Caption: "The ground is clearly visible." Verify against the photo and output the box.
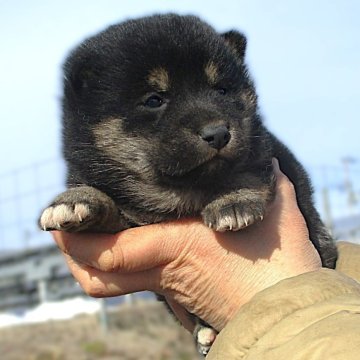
[0,301,201,360]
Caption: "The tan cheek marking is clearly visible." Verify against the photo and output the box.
[92,118,153,174]
[92,118,122,149]
[240,89,258,110]
[205,61,218,85]
[147,67,170,92]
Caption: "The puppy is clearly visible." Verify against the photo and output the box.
[40,14,337,355]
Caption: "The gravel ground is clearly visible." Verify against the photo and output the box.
[0,301,201,360]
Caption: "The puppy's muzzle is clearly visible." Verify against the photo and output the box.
[199,125,231,150]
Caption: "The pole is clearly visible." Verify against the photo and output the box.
[342,157,357,215]
[98,298,109,333]
[37,279,48,303]
[322,186,334,234]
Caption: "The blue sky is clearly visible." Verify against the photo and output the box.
[0,0,359,248]
[1,0,359,169]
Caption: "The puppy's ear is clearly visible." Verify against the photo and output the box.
[64,56,104,96]
[221,30,247,60]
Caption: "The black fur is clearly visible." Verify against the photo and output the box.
[40,13,337,355]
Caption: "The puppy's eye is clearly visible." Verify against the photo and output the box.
[217,88,227,95]
[144,95,163,108]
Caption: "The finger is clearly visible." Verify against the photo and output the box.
[271,158,311,240]
[52,219,204,273]
[65,254,197,332]
[272,158,294,189]
[64,253,163,296]
[272,157,297,204]
[272,157,282,177]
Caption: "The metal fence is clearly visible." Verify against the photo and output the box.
[0,159,65,250]
[0,158,359,251]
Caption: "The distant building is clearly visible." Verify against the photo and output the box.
[0,245,81,311]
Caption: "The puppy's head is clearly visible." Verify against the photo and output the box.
[63,14,260,188]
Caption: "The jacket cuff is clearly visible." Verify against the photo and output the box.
[207,269,360,359]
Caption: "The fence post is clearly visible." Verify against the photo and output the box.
[98,298,108,333]
[37,279,48,303]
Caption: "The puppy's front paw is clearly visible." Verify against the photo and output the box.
[40,202,97,232]
[202,199,265,232]
[39,186,123,233]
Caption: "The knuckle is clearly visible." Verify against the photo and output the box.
[81,279,105,298]
[97,245,124,272]
[97,250,115,272]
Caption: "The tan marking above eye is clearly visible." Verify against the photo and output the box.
[147,67,170,92]
[204,62,218,85]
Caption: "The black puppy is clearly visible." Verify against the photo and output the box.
[40,14,337,355]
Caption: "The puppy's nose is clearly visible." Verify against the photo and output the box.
[200,125,231,150]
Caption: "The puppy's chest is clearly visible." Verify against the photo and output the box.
[116,185,210,225]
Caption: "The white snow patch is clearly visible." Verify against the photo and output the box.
[0,297,101,328]
[0,313,22,327]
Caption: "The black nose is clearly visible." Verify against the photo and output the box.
[200,125,231,150]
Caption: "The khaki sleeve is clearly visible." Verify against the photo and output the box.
[207,269,360,360]
[336,241,360,282]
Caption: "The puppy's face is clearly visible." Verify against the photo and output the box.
[63,15,259,187]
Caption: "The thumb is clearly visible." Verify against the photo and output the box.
[52,219,202,273]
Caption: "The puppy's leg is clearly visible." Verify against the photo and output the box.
[194,322,218,356]
[39,186,127,233]
[202,177,275,232]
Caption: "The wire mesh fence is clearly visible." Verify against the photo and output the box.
[0,159,66,250]
[0,158,359,251]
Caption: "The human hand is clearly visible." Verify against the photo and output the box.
[52,159,321,332]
